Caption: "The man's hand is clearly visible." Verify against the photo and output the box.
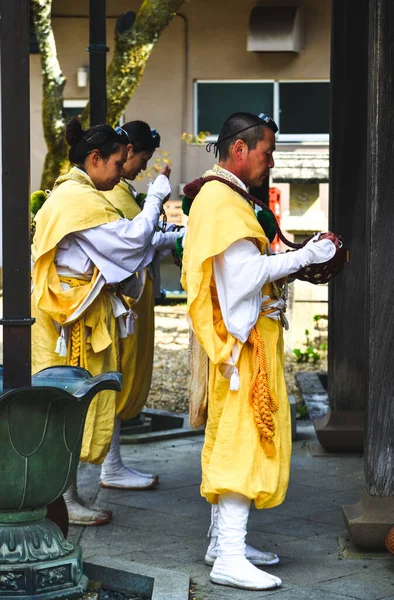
[160,166,171,202]
[161,165,171,179]
[314,231,340,248]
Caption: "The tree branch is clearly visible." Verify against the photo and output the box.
[33,0,185,186]
[31,0,69,189]
[80,0,185,127]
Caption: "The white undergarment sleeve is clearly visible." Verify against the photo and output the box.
[74,219,158,284]
[55,236,95,279]
[54,175,176,287]
[213,240,265,344]
[213,237,336,343]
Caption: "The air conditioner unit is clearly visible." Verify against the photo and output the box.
[247,6,304,53]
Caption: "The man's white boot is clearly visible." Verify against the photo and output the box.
[205,504,279,566]
[100,417,158,490]
[209,492,282,591]
[63,472,111,526]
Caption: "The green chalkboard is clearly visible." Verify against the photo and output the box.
[197,82,274,135]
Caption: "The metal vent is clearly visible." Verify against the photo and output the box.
[247,6,304,53]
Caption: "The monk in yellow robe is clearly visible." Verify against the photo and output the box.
[101,121,179,490]
[181,112,337,590]
[32,118,177,525]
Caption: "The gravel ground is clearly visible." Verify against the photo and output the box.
[146,304,190,413]
[147,303,325,414]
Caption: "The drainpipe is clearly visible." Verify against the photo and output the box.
[176,13,189,185]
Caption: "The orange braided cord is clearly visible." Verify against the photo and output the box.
[248,325,279,457]
[59,276,89,370]
[66,317,88,370]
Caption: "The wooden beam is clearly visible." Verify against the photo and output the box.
[0,0,33,390]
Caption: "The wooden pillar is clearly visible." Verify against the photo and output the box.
[89,0,108,126]
[0,0,34,390]
[313,0,368,452]
[342,0,394,550]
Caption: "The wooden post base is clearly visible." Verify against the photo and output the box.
[313,409,364,453]
[342,489,394,552]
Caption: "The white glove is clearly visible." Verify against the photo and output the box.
[166,223,179,232]
[147,174,172,203]
[265,235,336,283]
[152,229,183,251]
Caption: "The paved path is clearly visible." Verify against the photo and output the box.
[70,423,394,599]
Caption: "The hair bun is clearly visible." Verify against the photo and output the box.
[66,118,85,146]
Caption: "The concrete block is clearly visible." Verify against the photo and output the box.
[289,394,297,441]
[342,489,394,552]
[295,370,326,395]
[84,556,190,600]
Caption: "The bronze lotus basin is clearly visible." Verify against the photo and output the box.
[0,366,122,600]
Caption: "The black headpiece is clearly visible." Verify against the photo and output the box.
[206,113,278,158]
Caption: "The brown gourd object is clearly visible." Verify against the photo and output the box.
[385,527,394,554]
[183,176,348,285]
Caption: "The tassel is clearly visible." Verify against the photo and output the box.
[55,336,61,354]
[59,336,67,357]
[230,366,240,391]
[262,437,276,458]
[126,309,138,335]
[55,327,67,357]
[118,316,128,339]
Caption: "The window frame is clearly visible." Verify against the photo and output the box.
[63,99,89,109]
[63,99,89,122]
[193,79,275,142]
[276,79,330,142]
[194,79,330,144]
[63,101,126,128]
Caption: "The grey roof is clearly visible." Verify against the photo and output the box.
[272,151,329,183]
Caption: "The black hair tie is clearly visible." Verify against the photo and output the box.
[206,142,219,158]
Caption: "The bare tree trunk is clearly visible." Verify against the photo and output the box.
[31,0,69,190]
[80,0,185,127]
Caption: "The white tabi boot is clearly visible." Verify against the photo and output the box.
[100,417,159,490]
[209,492,282,591]
[63,472,112,526]
[205,503,279,566]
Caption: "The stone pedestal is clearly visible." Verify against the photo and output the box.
[314,409,364,454]
[0,510,87,600]
[316,0,369,452]
[0,369,122,599]
[342,490,394,552]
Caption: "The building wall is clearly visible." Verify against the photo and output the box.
[29,0,331,347]
[31,0,331,192]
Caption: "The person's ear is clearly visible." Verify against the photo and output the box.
[127,143,134,159]
[90,149,101,166]
[233,139,245,162]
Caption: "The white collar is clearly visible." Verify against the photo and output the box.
[74,166,94,185]
[215,167,247,191]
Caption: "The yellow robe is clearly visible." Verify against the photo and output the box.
[104,180,155,421]
[181,180,291,509]
[31,167,122,464]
